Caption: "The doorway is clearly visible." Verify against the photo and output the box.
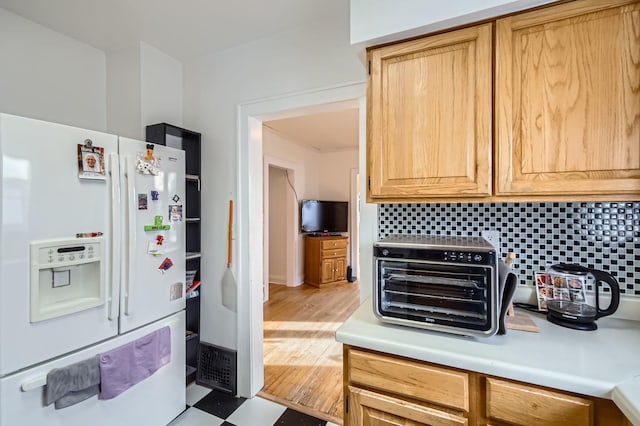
[263,158,300,302]
[236,82,373,398]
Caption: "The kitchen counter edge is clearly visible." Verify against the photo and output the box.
[336,298,640,426]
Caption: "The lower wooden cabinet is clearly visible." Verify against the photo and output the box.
[348,386,468,426]
[343,346,631,426]
[305,236,348,287]
[484,378,592,426]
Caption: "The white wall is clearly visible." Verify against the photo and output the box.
[183,1,365,354]
[263,127,320,200]
[140,42,183,132]
[106,45,141,138]
[263,128,359,288]
[263,127,320,286]
[0,8,106,131]
[317,149,358,200]
[107,42,183,140]
[350,0,556,49]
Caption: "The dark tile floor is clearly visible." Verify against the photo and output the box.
[168,384,338,426]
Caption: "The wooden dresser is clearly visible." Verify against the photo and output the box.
[304,235,348,288]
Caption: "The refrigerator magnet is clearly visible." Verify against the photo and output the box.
[136,144,160,175]
[77,141,106,181]
[144,215,171,231]
[172,194,180,203]
[147,240,162,256]
[169,205,183,222]
[169,283,183,301]
[151,191,160,201]
[147,236,164,256]
[138,194,148,210]
[159,257,174,272]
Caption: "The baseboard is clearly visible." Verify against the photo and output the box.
[268,275,286,285]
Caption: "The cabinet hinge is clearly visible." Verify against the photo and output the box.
[368,60,371,75]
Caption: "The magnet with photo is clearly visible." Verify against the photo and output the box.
[535,272,552,311]
[147,240,162,256]
[136,144,161,175]
[138,193,148,210]
[77,141,106,180]
[159,257,174,272]
[169,204,183,222]
[147,235,165,256]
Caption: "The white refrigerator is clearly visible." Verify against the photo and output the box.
[0,113,186,425]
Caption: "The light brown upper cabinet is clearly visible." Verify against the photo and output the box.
[367,23,493,201]
[495,0,640,196]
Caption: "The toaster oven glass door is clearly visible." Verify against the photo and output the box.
[376,259,495,332]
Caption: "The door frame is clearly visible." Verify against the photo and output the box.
[263,157,299,302]
[236,82,367,397]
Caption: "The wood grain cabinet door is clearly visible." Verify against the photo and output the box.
[348,386,468,426]
[367,23,493,201]
[334,257,347,281]
[321,258,335,284]
[495,0,640,196]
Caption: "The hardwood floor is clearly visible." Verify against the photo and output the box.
[260,282,361,425]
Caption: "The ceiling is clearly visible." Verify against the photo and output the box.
[264,106,359,153]
[0,0,346,61]
[0,0,359,152]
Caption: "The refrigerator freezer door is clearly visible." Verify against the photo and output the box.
[0,311,185,426]
[118,138,185,333]
[0,114,120,376]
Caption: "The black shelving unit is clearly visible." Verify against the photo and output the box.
[146,123,202,385]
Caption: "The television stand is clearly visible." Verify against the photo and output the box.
[304,235,348,288]
[308,232,344,237]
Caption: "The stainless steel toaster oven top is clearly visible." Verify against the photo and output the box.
[374,235,499,337]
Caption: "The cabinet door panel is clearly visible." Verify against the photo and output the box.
[321,259,335,284]
[485,378,593,426]
[368,23,492,200]
[335,257,346,281]
[496,0,640,195]
[349,386,468,426]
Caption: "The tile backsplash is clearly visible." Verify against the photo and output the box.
[378,202,640,296]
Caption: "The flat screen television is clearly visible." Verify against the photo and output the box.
[300,200,348,233]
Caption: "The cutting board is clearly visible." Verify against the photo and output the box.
[506,310,540,333]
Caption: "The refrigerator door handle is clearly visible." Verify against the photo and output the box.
[108,152,121,321]
[20,375,47,392]
[124,155,136,315]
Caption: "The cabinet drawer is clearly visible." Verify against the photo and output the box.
[321,248,347,259]
[321,239,347,250]
[485,378,593,426]
[349,386,468,426]
[348,349,469,412]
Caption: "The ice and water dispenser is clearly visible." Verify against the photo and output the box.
[30,238,105,322]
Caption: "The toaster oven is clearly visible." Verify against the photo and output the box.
[374,235,499,337]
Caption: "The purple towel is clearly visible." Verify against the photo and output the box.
[99,326,171,399]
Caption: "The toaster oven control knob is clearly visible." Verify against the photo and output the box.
[474,254,482,262]
[382,249,389,257]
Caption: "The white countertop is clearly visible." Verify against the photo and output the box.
[336,298,640,425]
